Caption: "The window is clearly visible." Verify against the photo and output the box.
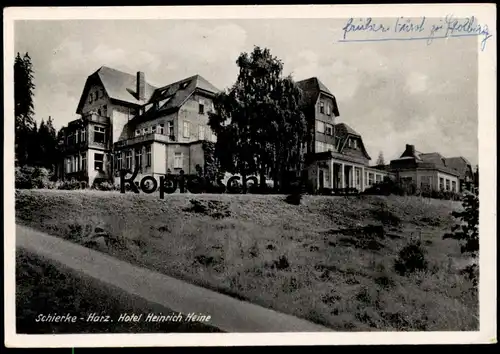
[446,179,450,191]
[80,128,86,142]
[135,148,142,171]
[319,101,325,114]
[150,126,156,134]
[94,126,105,144]
[421,176,431,190]
[94,153,104,171]
[125,151,132,170]
[142,128,147,135]
[146,145,151,167]
[368,173,374,186]
[167,121,174,136]
[353,139,357,149]
[75,130,79,144]
[452,180,457,192]
[326,103,331,116]
[88,93,93,104]
[82,152,87,172]
[356,169,361,186]
[103,105,108,117]
[199,125,205,140]
[315,141,326,153]
[135,129,141,137]
[66,157,71,173]
[325,124,333,135]
[158,124,165,135]
[180,81,190,89]
[376,174,382,183]
[199,99,205,114]
[325,143,334,151]
[174,152,183,169]
[316,121,325,133]
[116,152,122,171]
[183,121,190,138]
[439,177,445,190]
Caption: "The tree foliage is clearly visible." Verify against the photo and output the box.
[15,52,37,166]
[443,192,479,257]
[208,46,307,193]
[376,151,385,166]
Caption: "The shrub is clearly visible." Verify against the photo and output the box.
[15,166,52,189]
[394,240,428,276]
[57,179,83,190]
[285,191,302,205]
[443,192,479,260]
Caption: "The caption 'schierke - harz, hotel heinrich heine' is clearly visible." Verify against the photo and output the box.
[57,66,474,193]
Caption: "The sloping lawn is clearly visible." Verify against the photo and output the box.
[15,189,478,331]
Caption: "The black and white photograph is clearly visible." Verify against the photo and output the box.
[4,4,497,347]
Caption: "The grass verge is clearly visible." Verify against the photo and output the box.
[15,189,478,331]
[16,248,221,333]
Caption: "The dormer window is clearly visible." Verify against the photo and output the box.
[135,129,141,137]
[326,103,331,116]
[180,81,190,89]
[319,101,325,114]
[159,96,172,108]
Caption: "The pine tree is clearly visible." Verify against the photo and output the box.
[15,52,37,166]
[376,151,385,166]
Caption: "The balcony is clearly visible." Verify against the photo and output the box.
[114,133,175,149]
[84,113,110,125]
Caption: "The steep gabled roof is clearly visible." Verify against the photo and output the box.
[296,77,340,116]
[335,123,371,160]
[131,74,220,123]
[76,66,157,114]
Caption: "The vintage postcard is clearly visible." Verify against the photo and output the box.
[3,4,497,347]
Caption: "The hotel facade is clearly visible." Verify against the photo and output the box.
[58,66,469,194]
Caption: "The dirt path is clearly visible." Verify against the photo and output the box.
[15,224,332,333]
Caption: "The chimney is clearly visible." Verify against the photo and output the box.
[137,71,145,101]
[400,144,416,158]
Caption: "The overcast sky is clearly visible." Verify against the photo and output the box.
[14,19,478,166]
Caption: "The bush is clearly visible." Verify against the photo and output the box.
[15,166,52,189]
[94,181,117,191]
[443,192,479,256]
[57,179,83,190]
[394,240,428,276]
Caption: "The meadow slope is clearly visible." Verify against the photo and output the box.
[15,189,478,331]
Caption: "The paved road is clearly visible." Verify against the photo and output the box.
[16,224,332,333]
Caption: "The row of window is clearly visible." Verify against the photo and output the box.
[134,121,217,142]
[88,104,108,117]
[135,122,173,137]
[439,177,457,192]
[367,172,383,186]
[115,147,184,170]
[66,126,106,146]
[316,121,334,135]
[65,152,109,174]
[116,146,153,171]
[139,97,209,116]
[315,141,334,153]
[401,176,458,192]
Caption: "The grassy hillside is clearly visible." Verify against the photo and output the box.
[15,189,478,331]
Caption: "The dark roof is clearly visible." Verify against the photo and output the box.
[445,156,473,179]
[419,152,447,167]
[335,122,360,137]
[334,123,371,160]
[131,74,220,123]
[296,77,340,116]
[76,66,157,113]
[391,145,462,177]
